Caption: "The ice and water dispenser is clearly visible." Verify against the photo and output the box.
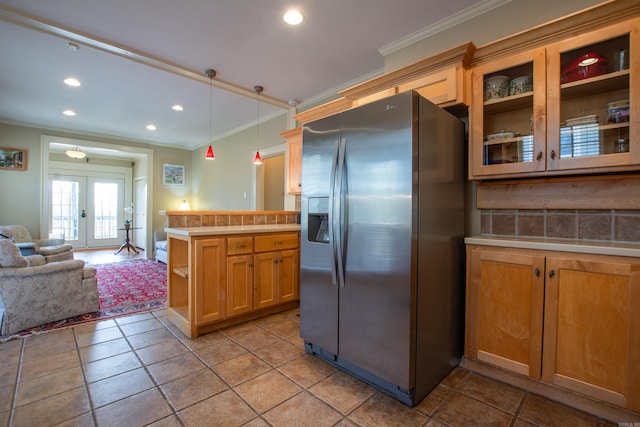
[307,197,329,243]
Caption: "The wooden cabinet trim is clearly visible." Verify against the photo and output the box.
[340,41,475,100]
[476,173,640,210]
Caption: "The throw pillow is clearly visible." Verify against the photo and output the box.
[0,239,28,268]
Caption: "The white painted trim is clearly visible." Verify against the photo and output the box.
[378,0,512,56]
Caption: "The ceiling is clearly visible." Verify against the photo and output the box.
[0,0,490,154]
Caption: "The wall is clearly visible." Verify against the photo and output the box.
[384,0,605,72]
[0,124,43,235]
[190,113,289,211]
[0,122,191,241]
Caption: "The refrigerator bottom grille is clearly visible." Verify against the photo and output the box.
[304,341,417,407]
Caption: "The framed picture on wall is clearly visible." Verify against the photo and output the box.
[0,147,28,171]
[163,164,185,186]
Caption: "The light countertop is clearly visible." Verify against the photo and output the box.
[166,224,300,237]
[465,236,640,258]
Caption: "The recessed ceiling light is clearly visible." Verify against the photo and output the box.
[64,77,81,87]
[146,124,157,131]
[283,10,303,25]
[63,110,76,116]
[172,104,184,111]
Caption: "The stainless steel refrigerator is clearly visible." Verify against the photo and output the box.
[300,91,465,406]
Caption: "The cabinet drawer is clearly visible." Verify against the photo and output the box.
[254,233,299,252]
[227,237,253,255]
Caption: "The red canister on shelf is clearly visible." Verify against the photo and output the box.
[561,52,607,83]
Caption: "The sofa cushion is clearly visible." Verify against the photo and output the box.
[0,240,28,268]
[25,255,46,267]
[38,244,73,256]
[82,266,97,279]
[155,240,167,251]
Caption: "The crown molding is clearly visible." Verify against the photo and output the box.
[378,0,511,56]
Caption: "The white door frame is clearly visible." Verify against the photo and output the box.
[251,143,285,210]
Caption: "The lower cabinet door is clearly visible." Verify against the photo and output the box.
[194,238,226,325]
[254,252,278,309]
[278,249,299,303]
[226,254,254,317]
[543,256,640,412]
[466,246,545,378]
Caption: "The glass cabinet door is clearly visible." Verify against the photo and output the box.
[470,48,546,178]
[547,20,639,171]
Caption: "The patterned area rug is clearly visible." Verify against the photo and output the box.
[1,259,167,340]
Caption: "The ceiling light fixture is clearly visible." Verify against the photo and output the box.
[253,85,263,165]
[65,146,86,159]
[283,10,304,25]
[63,109,76,116]
[172,104,184,111]
[64,77,81,87]
[205,69,217,160]
[146,124,157,131]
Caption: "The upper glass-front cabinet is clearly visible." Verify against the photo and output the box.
[547,23,638,172]
[470,48,547,178]
[470,17,639,180]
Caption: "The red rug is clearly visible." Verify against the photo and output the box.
[1,259,167,340]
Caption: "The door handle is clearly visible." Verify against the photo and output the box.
[81,209,86,218]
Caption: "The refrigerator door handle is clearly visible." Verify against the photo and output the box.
[328,138,340,286]
[335,137,347,288]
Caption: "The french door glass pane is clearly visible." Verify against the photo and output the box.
[50,180,79,240]
[94,182,118,239]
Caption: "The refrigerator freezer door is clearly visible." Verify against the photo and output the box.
[300,114,341,356]
[338,92,415,389]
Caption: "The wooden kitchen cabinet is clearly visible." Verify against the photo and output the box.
[166,229,300,338]
[226,236,253,317]
[282,127,302,194]
[542,255,640,412]
[253,233,299,309]
[294,42,474,125]
[466,244,640,412]
[194,238,226,325]
[466,246,545,378]
[469,17,639,180]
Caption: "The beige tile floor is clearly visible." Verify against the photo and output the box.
[0,306,628,427]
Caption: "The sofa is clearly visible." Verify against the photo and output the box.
[154,230,167,264]
[0,225,74,263]
[0,239,99,336]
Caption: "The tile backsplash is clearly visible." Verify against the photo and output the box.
[481,209,640,243]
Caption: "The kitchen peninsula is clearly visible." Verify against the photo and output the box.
[164,211,300,338]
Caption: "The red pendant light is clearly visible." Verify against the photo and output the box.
[205,145,215,160]
[204,69,217,160]
[253,151,262,165]
[253,85,263,165]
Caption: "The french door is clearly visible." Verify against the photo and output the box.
[49,175,125,248]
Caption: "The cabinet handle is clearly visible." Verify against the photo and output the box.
[274,259,279,264]
[249,263,253,268]
[298,183,302,187]
[536,152,543,161]
[550,150,556,160]
[236,244,245,249]
[548,270,555,278]
[534,267,540,277]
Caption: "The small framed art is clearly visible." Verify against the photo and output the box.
[0,147,28,171]
[163,164,185,186]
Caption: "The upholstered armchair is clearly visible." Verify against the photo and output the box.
[0,224,74,263]
[0,239,99,336]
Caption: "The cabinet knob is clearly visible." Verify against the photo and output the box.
[550,150,556,160]
[274,259,279,264]
[534,267,540,277]
[536,152,543,161]
[549,270,555,278]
